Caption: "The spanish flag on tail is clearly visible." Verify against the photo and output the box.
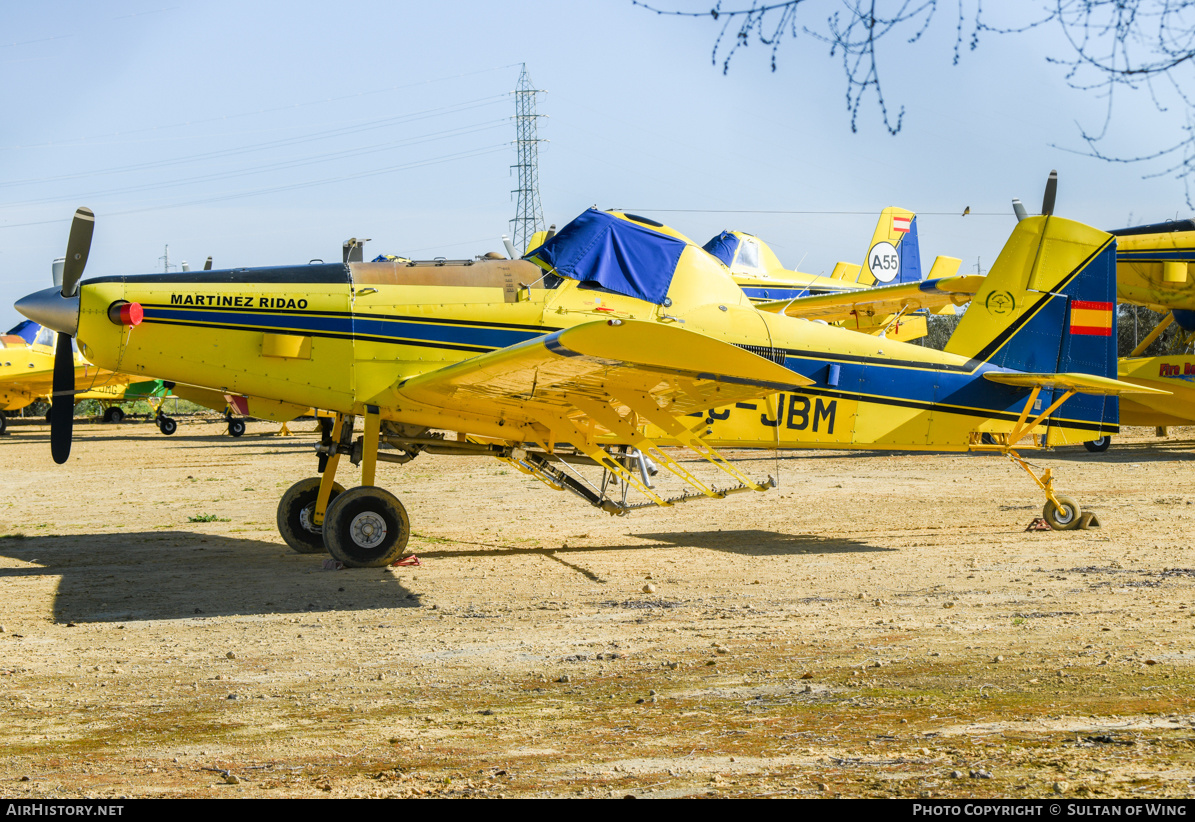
[1070,300,1114,337]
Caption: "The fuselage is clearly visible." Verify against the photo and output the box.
[69,251,1105,451]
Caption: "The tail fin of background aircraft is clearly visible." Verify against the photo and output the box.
[846,207,923,286]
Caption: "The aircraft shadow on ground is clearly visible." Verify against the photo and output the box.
[0,430,315,449]
[0,532,417,623]
[631,529,891,556]
[416,529,886,561]
[1045,443,1195,463]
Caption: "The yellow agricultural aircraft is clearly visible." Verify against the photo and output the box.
[16,204,1164,567]
[0,321,127,435]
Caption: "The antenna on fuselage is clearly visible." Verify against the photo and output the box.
[343,238,371,264]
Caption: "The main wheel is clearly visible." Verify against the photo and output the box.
[157,416,178,436]
[0,414,6,435]
[322,486,410,568]
[103,407,125,423]
[277,477,346,554]
[227,418,246,437]
[1043,494,1081,531]
[1083,436,1111,453]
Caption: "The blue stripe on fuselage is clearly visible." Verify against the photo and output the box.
[741,285,855,301]
[141,305,547,350]
[778,353,1108,426]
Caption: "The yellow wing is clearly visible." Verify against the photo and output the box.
[395,320,812,509]
[398,319,810,422]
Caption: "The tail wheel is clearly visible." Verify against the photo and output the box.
[277,477,345,554]
[322,486,410,568]
[158,416,178,436]
[1043,495,1081,531]
[1083,436,1110,453]
[228,419,246,437]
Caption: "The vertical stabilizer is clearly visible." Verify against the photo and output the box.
[944,215,1116,375]
[945,215,1118,437]
[858,207,923,285]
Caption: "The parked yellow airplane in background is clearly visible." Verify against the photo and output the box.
[16,199,1162,567]
[701,208,964,342]
[0,321,130,435]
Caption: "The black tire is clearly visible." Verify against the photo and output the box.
[228,418,246,438]
[1043,494,1081,531]
[158,416,178,436]
[0,413,6,435]
[277,477,346,554]
[322,486,410,568]
[1083,436,1111,453]
[103,407,125,423]
[45,408,52,423]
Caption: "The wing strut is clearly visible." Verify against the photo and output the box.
[495,394,774,516]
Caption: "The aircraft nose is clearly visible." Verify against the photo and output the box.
[14,286,80,336]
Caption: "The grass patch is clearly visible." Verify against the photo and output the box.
[187,514,230,523]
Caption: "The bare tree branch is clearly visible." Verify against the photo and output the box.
[636,0,1195,204]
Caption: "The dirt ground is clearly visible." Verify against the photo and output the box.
[0,415,1193,799]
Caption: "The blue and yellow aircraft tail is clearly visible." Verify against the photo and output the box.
[842,206,924,286]
[945,214,1119,437]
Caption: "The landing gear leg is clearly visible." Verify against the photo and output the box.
[1006,450,1081,531]
[312,412,349,531]
[978,385,1091,531]
[321,406,411,567]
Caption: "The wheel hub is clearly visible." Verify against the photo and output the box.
[349,511,387,548]
[299,503,322,534]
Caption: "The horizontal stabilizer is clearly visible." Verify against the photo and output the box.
[983,371,1170,396]
[754,274,984,322]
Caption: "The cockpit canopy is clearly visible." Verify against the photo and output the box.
[702,231,782,277]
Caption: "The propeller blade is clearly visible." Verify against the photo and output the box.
[1041,170,1058,217]
[61,207,94,297]
[1012,198,1028,222]
[50,332,74,464]
[203,256,212,271]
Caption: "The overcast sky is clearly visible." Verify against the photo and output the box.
[1,1,1188,328]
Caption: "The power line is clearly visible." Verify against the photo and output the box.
[0,145,511,229]
[0,97,508,189]
[0,64,521,151]
[0,120,509,209]
[618,209,1010,216]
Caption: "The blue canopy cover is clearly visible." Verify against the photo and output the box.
[527,209,686,305]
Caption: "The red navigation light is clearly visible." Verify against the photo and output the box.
[107,301,144,327]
